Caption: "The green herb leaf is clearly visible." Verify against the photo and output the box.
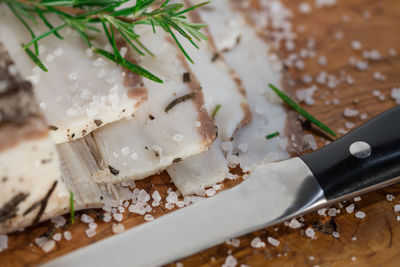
[23,45,48,72]
[266,131,280,140]
[268,83,337,137]
[211,104,221,119]
[70,192,75,224]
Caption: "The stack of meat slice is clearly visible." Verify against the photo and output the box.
[0,0,295,234]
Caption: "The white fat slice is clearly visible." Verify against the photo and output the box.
[0,7,147,144]
[57,139,134,209]
[167,13,251,195]
[0,44,70,235]
[193,0,290,172]
[84,27,217,182]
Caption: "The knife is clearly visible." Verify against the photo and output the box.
[45,106,400,267]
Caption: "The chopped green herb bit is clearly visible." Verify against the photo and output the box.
[266,131,280,140]
[268,83,337,137]
[70,192,75,224]
[211,104,221,119]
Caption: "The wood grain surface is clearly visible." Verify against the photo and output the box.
[1,0,400,266]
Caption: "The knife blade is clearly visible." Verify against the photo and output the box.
[45,106,400,267]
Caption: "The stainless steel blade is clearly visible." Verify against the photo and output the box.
[44,157,326,267]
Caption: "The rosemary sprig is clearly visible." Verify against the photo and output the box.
[4,0,209,83]
[266,131,280,140]
[268,84,337,137]
[70,192,75,224]
[211,104,221,119]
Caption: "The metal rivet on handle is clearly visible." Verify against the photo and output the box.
[349,141,372,159]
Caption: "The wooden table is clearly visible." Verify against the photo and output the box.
[1,0,400,266]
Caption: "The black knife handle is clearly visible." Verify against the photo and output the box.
[300,106,400,200]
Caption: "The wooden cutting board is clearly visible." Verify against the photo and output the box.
[1,0,400,266]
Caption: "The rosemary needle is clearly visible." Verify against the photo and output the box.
[268,83,337,137]
[70,192,75,224]
[211,104,221,119]
[266,131,280,140]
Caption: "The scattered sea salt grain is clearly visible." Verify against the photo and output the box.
[386,194,395,201]
[303,134,317,150]
[226,238,240,248]
[144,214,154,221]
[351,40,362,50]
[64,231,72,241]
[298,2,312,14]
[51,216,67,227]
[352,237,357,241]
[354,196,361,201]
[289,218,302,229]
[309,256,315,261]
[332,232,340,238]
[328,208,338,217]
[267,237,280,247]
[373,71,386,81]
[85,228,96,238]
[397,216,400,221]
[318,55,327,66]
[296,85,317,105]
[344,108,359,118]
[355,60,368,71]
[351,256,357,261]
[394,204,400,212]
[0,235,8,252]
[113,213,123,222]
[103,213,112,222]
[317,208,326,216]
[355,211,366,219]
[112,223,125,234]
[52,233,62,242]
[391,88,400,104]
[305,228,316,239]
[389,48,397,57]
[173,134,184,143]
[346,204,355,213]
[206,188,216,197]
[360,113,368,120]
[345,121,355,129]
[222,255,237,267]
[195,121,201,127]
[152,190,161,206]
[81,214,94,224]
[251,237,265,248]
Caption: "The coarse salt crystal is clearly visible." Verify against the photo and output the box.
[173,134,184,143]
[88,222,97,230]
[351,256,356,261]
[51,216,67,227]
[346,204,355,213]
[344,108,359,118]
[389,48,397,57]
[386,194,395,201]
[81,214,94,224]
[296,85,317,105]
[351,40,362,50]
[112,223,125,234]
[318,55,327,66]
[298,2,312,14]
[206,188,216,197]
[222,255,237,267]
[52,233,62,241]
[85,228,96,238]
[355,211,366,219]
[309,256,315,261]
[267,237,280,247]
[251,237,265,248]
[103,213,112,222]
[121,147,130,155]
[317,208,326,216]
[195,121,201,127]
[328,208,337,217]
[226,238,240,248]
[42,240,56,253]
[354,196,361,201]
[113,213,123,222]
[391,88,400,104]
[289,218,302,229]
[394,204,400,212]
[305,228,316,239]
[332,232,340,238]
[144,214,154,221]
[64,231,72,241]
